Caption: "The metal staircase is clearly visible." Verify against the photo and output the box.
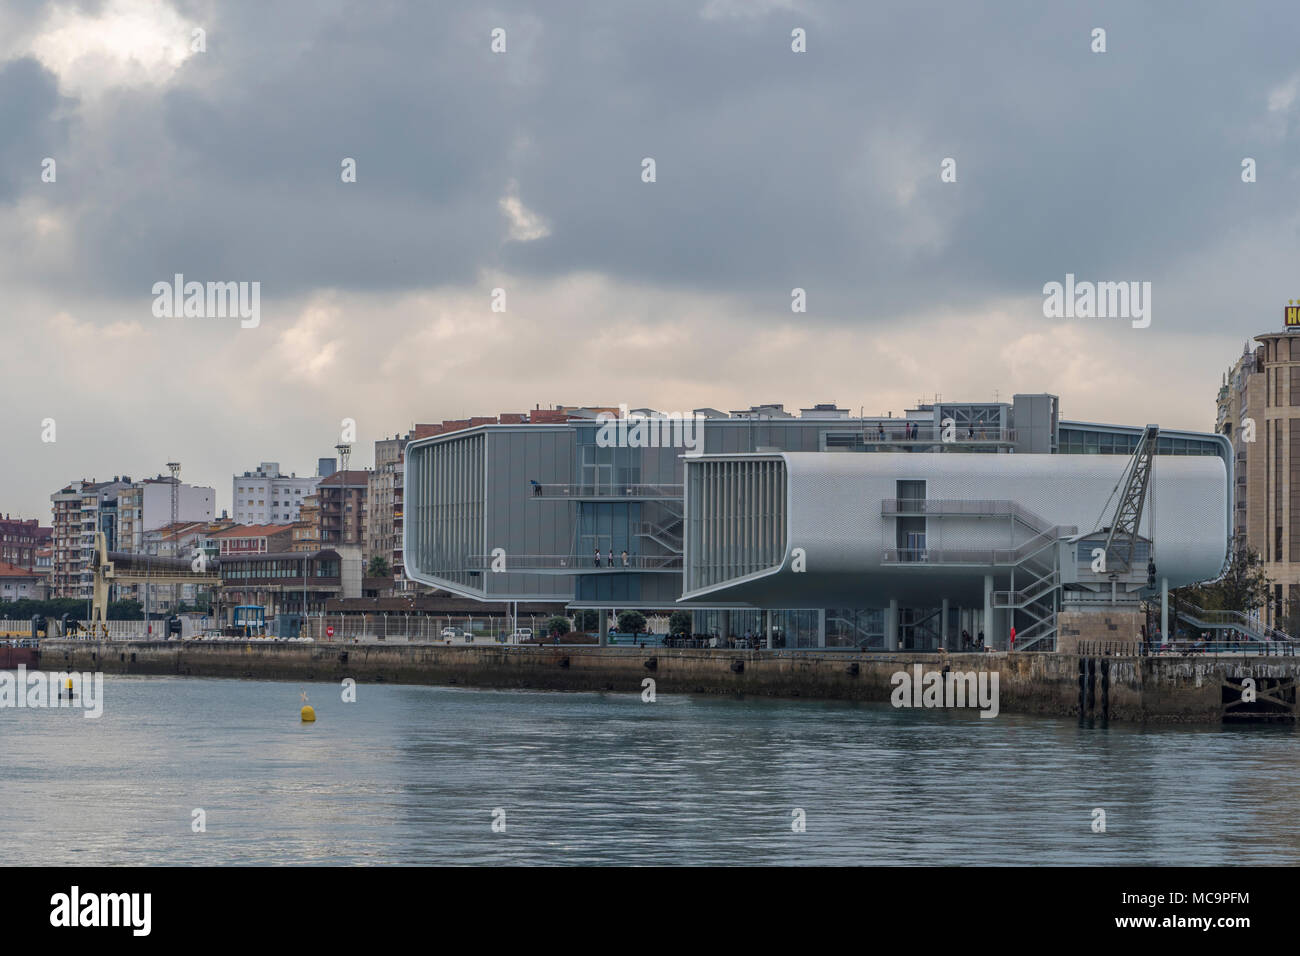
[635,516,683,554]
[994,554,1061,651]
[1172,599,1289,645]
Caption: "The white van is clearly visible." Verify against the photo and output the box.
[513,627,533,642]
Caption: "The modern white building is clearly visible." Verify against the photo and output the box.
[681,449,1227,649]
[232,462,324,525]
[403,394,1232,651]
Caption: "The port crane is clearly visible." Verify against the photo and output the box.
[1096,423,1159,579]
[88,531,221,627]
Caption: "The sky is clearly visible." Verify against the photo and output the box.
[2,0,1298,520]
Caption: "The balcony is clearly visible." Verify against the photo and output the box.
[882,498,1054,523]
[462,553,682,574]
[882,526,1075,567]
[527,483,684,501]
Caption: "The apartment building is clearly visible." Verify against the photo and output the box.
[232,462,327,525]
[117,476,217,553]
[317,471,370,553]
[292,494,321,552]
[50,477,132,598]
[1217,322,1300,626]
[0,561,46,601]
[0,516,51,570]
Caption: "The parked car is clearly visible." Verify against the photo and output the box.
[513,627,533,642]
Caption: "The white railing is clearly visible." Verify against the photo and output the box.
[302,614,575,644]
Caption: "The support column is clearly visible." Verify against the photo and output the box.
[598,611,608,647]
[886,600,899,651]
[720,610,731,647]
[940,598,950,651]
[817,609,826,648]
[983,575,994,650]
[1160,577,1169,644]
[763,610,773,650]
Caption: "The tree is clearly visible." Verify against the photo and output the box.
[107,599,144,621]
[0,598,144,621]
[571,609,600,632]
[669,610,692,636]
[1279,601,1300,640]
[367,556,391,578]
[617,610,647,635]
[1172,540,1271,615]
[543,616,571,638]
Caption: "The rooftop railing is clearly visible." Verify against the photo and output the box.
[854,426,1016,444]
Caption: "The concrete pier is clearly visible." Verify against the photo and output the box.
[30,641,1300,724]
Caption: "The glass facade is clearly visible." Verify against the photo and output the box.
[826,608,884,649]
[690,608,893,649]
[1059,427,1220,456]
[576,427,640,490]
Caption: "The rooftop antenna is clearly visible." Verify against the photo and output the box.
[167,461,180,609]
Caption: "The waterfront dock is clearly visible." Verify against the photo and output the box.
[30,640,1300,724]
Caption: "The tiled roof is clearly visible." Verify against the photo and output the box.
[208,523,295,538]
[319,470,371,486]
[0,560,41,578]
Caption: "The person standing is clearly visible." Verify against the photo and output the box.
[593,547,600,567]
[1010,624,1016,651]
[621,550,629,567]
[607,549,614,567]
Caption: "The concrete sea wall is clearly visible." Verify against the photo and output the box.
[31,640,1300,724]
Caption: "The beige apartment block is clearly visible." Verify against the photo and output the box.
[1218,328,1300,627]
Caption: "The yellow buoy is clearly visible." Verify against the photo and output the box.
[300,705,316,722]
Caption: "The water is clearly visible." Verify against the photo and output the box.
[2,675,1297,865]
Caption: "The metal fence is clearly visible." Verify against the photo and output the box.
[1076,638,1300,657]
[0,618,167,640]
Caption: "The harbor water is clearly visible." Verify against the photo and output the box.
[1,676,1296,865]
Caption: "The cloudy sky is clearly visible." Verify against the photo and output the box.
[2,0,1297,519]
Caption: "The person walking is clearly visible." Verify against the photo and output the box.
[621,550,629,567]
[607,549,614,567]
[593,547,600,567]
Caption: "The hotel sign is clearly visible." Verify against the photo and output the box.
[1287,303,1300,327]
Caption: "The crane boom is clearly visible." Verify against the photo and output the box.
[1101,424,1159,573]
